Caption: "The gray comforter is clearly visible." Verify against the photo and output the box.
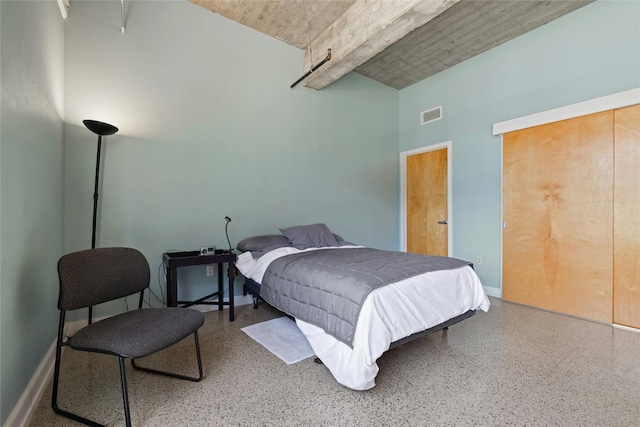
[260,248,471,347]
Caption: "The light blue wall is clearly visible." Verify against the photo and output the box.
[0,1,65,423]
[63,0,399,317]
[3,0,638,422]
[399,0,640,291]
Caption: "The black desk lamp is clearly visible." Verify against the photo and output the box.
[83,119,118,249]
[83,119,118,325]
[225,216,233,251]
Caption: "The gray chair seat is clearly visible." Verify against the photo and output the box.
[70,308,204,359]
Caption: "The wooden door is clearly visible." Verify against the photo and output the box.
[614,104,640,328]
[503,111,614,323]
[406,148,448,256]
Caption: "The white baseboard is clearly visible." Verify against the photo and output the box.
[189,294,254,312]
[4,340,56,427]
[613,323,640,333]
[483,285,502,298]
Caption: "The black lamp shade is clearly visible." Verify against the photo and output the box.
[83,119,118,136]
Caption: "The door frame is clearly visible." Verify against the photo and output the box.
[493,88,639,135]
[400,141,453,255]
[495,87,639,301]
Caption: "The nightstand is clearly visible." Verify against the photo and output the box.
[163,250,237,321]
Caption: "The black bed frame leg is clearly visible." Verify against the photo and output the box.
[252,295,259,309]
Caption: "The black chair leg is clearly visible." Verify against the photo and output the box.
[51,315,65,416]
[194,330,204,380]
[52,312,105,427]
[119,357,133,427]
[131,331,203,381]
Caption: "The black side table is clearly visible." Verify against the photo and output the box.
[163,250,237,321]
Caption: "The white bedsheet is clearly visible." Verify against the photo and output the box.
[236,247,490,390]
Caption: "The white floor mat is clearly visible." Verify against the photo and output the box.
[241,316,315,364]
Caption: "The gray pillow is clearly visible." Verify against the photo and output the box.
[237,235,291,253]
[279,223,340,250]
[333,233,355,246]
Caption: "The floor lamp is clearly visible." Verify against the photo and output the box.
[83,119,119,248]
[83,119,118,323]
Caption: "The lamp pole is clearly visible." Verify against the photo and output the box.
[83,120,118,324]
[91,134,103,249]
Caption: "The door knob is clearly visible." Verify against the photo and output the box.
[437,220,448,225]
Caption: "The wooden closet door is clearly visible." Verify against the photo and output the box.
[614,104,640,328]
[407,148,448,256]
[503,111,614,323]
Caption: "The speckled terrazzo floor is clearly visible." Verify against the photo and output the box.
[29,297,640,426]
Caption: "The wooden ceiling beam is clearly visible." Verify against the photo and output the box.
[301,0,460,90]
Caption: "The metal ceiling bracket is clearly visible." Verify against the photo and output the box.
[57,0,69,19]
[290,49,332,89]
[121,0,125,33]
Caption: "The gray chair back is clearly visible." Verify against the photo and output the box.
[57,247,150,311]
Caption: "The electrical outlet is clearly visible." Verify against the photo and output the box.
[476,256,483,266]
[206,265,214,276]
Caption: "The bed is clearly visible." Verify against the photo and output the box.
[235,223,490,390]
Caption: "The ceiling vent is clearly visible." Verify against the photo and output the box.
[420,106,442,125]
